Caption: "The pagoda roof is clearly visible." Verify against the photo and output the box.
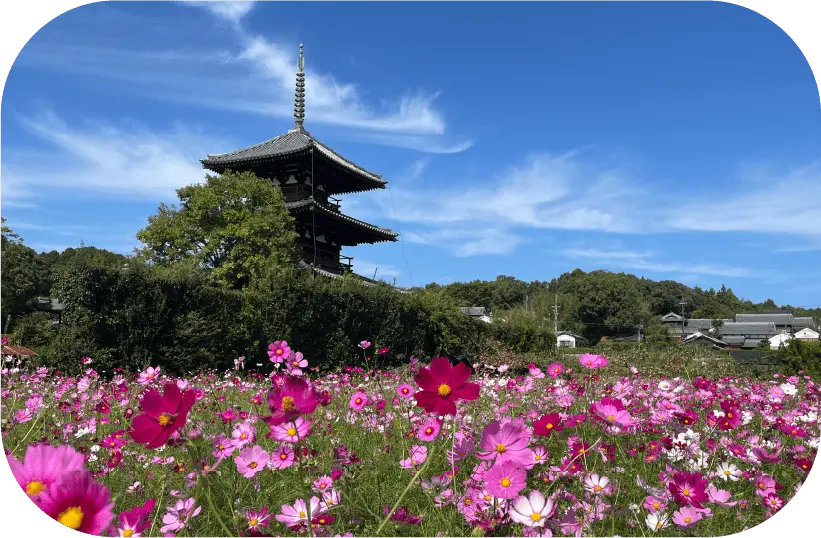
[201,129,387,190]
[285,199,398,243]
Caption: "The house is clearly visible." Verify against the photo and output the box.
[459,307,492,323]
[556,331,587,348]
[735,313,794,332]
[661,312,685,341]
[794,317,818,331]
[794,328,820,342]
[683,332,728,349]
[720,322,778,349]
[769,332,793,349]
[2,345,38,367]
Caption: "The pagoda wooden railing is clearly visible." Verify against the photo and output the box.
[295,244,352,273]
[280,185,341,212]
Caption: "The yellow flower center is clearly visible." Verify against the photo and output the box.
[26,480,46,496]
[607,414,615,421]
[534,455,541,461]
[250,519,259,527]
[355,398,362,405]
[727,412,732,418]
[595,485,602,491]
[657,522,663,529]
[530,513,542,522]
[653,502,659,509]
[426,428,433,435]
[485,495,492,501]
[759,482,766,489]
[281,396,296,411]
[495,443,506,454]
[682,489,690,496]
[438,384,452,397]
[276,349,283,355]
[57,506,84,530]
[500,478,511,488]
[280,453,288,460]
[725,470,731,476]
[158,413,172,427]
[685,517,691,524]
[123,529,134,538]
[465,499,472,505]
[299,511,306,518]
[249,462,258,469]
[287,427,297,437]
[241,433,247,439]
[546,423,553,429]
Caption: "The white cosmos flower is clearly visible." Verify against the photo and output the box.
[645,512,670,532]
[657,381,671,391]
[716,462,742,481]
[780,383,798,396]
[509,490,556,527]
[741,411,754,425]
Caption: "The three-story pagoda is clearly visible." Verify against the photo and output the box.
[201,45,398,276]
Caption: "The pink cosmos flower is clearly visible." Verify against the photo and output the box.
[160,497,201,534]
[115,498,156,537]
[270,445,295,470]
[359,341,372,349]
[400,445,428,468]
[578,353,608,369]
[313,476,334,493]
[232,422,256,447]
[477,421,535,468]
[416,418,442,442]
[484,460,527,499]
[532,445,549,465]
[529,365,546,379]
[213,434,238,459]
[7,443,86,501]
[643,495,668,512]
[235,445,270,478]
[584,473,614,496]
[349,391,368,411]
[672,506,704,528]
[668,472,709,508]
[547,363,563,378]
[268,340,292,363]
[137,366,160,385]
[509,490,556,527]
[287,352,308,375]
[753,472,778,497]
[763,493,784,511]
[246,507,272,531]
[270,417,311,443]
[397,383,414,400]
[39,470,114,534]
[593,398,634,430]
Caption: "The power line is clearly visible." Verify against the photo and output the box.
[387,181,413,288]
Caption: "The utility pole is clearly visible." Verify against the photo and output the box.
[373,267,379,281]
[552,294,560,334]
[678,299,687,344]
[638,322,643,347]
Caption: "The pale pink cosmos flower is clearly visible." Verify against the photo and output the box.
[235,445,269,478]
[509,490,556,527]
[160,497,201,534]
[137,367,160,386]
[672,506,703,528]
[400,445,428,469]
[213,434,238,459]
[359,341,372,349]
[593,400,634,430]
[707,484,737,507]
[313,475,333,493]
[269,445,295,470]
[578,353,608,369]
[232,422,256,447]
[532,445,549,466]
[276,497,325,528]
[396,383,414,400]
[246,507,272,531]
[270,417,311,443]
[287,352,308,376]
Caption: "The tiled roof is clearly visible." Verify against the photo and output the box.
[722,335,745,346]
[661,312,684,322]
[742,338,766,348]
[2,345,38,357]
[460,307,489,317]
[201,129,387,187]
[735,313,794,325]
[720,322,778,336]
[285,199,398,241]
[794,317,817,329]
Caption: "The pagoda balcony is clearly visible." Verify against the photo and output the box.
[296,244,353,274]
[280,185,341,212]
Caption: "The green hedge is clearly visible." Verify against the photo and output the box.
[41,266,555,375]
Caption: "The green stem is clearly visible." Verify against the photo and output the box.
[376,446,435,536]
[149,478,166,537]
[204,473,234,537]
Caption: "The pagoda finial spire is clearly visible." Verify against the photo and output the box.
[293,43,306,131]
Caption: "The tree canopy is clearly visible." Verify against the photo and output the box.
[136,170,298,289]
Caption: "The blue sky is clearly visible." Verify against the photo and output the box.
[2,1,820,306]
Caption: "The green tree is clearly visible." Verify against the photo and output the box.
[1,218,40,326]
[136,171,298,289]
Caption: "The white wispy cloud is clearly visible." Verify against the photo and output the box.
[353,259,400,279]
[185,1,256,25]
[16,3,470,152]
[404,227,523,257]
[3,110,222,201]
[561,247,760,278]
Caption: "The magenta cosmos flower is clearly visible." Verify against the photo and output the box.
[114,498,156,537]
[270,445,295,470]
[533,413,564,438]
[416,418,442,441]
[578,353,608,369]
[130,383,197,449]
[397,383,414,400]
[39,470,114,534]
[7,443,86,501]
[268,340,292,363]
[265,376,320,426]
[668,472,709,508]
[349,391,368,411]
[235,445,270,478]
[547,363,564,378]
[414,357,480,416]
[477,421,535,468]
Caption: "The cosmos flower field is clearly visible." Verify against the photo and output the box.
[1,341,818,537]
